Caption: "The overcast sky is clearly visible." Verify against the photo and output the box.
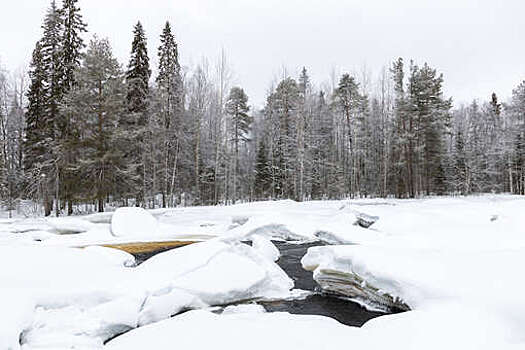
[1,0,524,107]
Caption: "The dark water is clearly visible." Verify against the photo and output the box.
[132,240,389,327]
[134,246,179,265]
[262,241,386,327]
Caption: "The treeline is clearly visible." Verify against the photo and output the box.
[0,0,523,215]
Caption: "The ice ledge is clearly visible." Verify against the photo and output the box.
[313,268,410,312]
[302,247,410,312]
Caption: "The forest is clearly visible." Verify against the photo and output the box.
[0,0,524,215]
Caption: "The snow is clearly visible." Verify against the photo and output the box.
[1,195,525,348]
[110,207,158,238]
[302,195,525,346]
[0,198,388,247]
[251,235,280,261]
[82,246,136,267]
[46,217,95,234]
[105,302,524,350]
[0,240,292,349]
[105,309,361,350]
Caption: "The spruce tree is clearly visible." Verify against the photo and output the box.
[58,0,86,215]
[156,21,183,207]
[254,139,271,199]
[24,42,47,175]
[25,0,64,215]
[124,21,151,205]
[225,87,252,202]
[127,21,151,121]
[40,0,63,137]
[268,77,300,199]
[61,0,87,92]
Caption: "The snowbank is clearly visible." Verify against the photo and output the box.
[105,309,360,350]
[251,235,280,261]
[46,217,95,234]
[110,207,159,238]
[302,195,525,346]
[0,240,293,349]
[105,303,523,350]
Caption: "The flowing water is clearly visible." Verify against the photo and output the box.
[134,240,392,327]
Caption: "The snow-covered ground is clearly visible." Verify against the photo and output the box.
[0,239,292,349]
[0,195,524,349]
[0,199,384,247]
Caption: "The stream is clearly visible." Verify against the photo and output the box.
[134,240,391,327]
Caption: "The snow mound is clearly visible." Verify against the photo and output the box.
[302,244,525,343]
[83,246,136,267]
[138,289,206,327]
[84,212,114,224]
[105,310,358,350]
[136,240,293,305]
[106,304,525,350]
[0,239,293,349]
[251,235,280,261]
[46,217,95,234]
[110,207,158,238]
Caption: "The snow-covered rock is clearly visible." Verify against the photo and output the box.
[110,207,158,238]
[354,212,379,228]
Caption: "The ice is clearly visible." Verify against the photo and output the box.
[137,288,206,326]
[0,239,293,349]
[221,303,266,315]
[251,235,280,261]
[136,240,293,304]
[110,207,158,238]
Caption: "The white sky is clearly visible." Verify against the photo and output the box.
[1,0,524,107]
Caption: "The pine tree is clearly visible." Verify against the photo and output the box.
[390,58,409,197]
[334,73,361,196]
[62,37,129,212]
